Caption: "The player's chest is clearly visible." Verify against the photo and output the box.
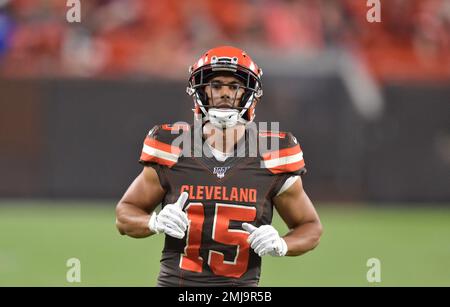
[164,157,274,211]
[168,156,273,195]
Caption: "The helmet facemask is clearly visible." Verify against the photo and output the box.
[187,61,263,128]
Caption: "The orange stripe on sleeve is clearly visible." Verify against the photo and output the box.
[262,144,302,160]
[267,159,305,174]
[144,137,182,155]
[139,152,177,167]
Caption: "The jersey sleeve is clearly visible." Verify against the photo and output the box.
[261,131,306,175]
[138,124,183,191]
[139,125,183,168]
[260,131,307,198]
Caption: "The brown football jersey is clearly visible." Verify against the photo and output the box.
[139,123,306,286]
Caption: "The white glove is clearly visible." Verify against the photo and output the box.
[148,192,189,239]
[242,223,288,257]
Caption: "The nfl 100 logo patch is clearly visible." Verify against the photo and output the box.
[213,166,230,178]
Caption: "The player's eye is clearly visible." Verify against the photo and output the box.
[210,82,223,90]
[229,84,240,91]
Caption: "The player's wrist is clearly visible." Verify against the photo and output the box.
[278,237,288,257]
[148,211,159,234]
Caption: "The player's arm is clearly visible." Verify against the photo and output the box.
[272,176,323,256]
[115,166,165,238]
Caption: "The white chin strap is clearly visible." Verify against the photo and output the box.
[207,108,240,129]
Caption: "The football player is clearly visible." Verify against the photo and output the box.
[116,46,323,286]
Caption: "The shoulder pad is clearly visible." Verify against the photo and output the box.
[139,124,189,168]
[259,131,305,174]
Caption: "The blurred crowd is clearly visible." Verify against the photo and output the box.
[0,0,449,81]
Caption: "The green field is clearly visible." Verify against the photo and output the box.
[1,201,449,286]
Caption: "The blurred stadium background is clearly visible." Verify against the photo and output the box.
[0,0,449,286]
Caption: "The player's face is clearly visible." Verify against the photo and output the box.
[204,76,245,108]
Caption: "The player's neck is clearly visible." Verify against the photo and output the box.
[202,122,246,154]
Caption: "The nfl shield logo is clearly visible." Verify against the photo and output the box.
[213,166,230,178]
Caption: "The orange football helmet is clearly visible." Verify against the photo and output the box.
[186,46,263,127]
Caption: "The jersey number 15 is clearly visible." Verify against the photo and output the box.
[180,203,256,278]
